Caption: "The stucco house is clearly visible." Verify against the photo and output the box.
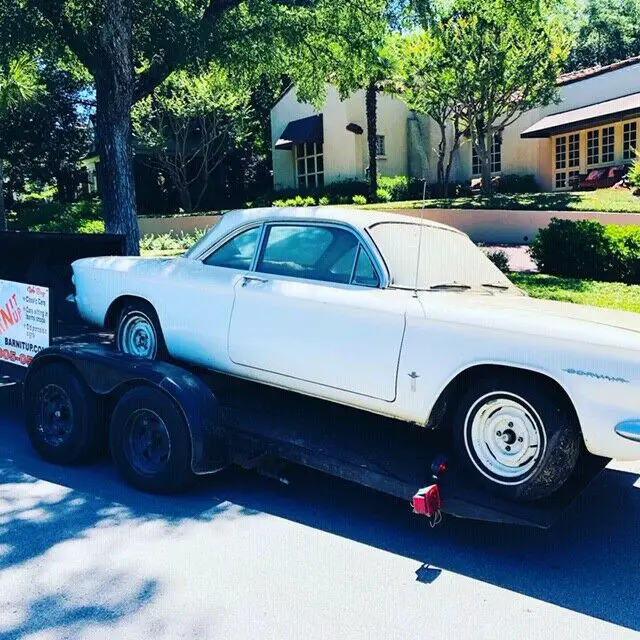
[270,56,640,193]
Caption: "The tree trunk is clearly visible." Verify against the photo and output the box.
[94,0,139,256]
[0,161,5,231]
[481,130,493,196]
[435,123,447,197]
[365,81,378,200]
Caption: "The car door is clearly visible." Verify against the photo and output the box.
[227,222,407,401]
[159,224,263,371]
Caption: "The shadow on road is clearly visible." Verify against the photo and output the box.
[1,390,639,634]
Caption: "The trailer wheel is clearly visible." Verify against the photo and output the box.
[25,362,101,465]
[452,374,581,502]
[109,386,193,493]
[116,301,167,361]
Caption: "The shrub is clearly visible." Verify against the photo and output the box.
[375,188,392,203]
[272,199,286,207]
[627,156,640,190]
[378,175,425,201]
[318,196,330,206]
[495,174,540,194]
[140,228,206,253]
[352,195,367,205]
[11,199,103,232]
[302,195,317,207]
[530,218,640,283]
[484,249,510,273]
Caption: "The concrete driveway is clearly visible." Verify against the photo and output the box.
[1,386,639,640]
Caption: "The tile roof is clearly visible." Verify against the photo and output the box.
[557,56,640,86]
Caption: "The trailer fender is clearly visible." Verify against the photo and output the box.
[26,344,227,474]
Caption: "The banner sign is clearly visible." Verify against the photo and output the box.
[0,280,50,367]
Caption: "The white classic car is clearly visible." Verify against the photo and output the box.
[72,207,640,501]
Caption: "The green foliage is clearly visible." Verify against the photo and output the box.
[318,196,330,206]
[375,188,392,202]
[10,200,103,232]
[567,0,640,71]
[509,273,640,314]
[132,64,254,212]
[271,195,317,208]
[0,62,92,205]
[140,229,206,252]
[352,195,368,205]
[378,176,424,200]
[0,55,41,111]
[627,157,640,190]
[400,0,571,193]
[530,218,640,283]
[483,249,510,273]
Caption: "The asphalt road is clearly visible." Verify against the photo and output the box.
[1,386,639,640]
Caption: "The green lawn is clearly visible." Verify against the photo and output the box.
[509,273,640,313]
[365,189,640,213]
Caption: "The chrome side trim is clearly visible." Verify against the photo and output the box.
[614,420,640,442]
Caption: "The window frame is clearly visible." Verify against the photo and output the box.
[471,133,502,176]
[254,221,385,288]
[295,142,324,189]
[623,120,637,161]
[200,223,266,270]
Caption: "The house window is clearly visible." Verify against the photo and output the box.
[375,135,386,157]
[568,134,580,169]
[602,126,615,163]
[472,133,502,175]
[587,129,599,166]
[554,134,580,190]
[555,136,567,169]
[624,121,637,160]
[296,142,324,189]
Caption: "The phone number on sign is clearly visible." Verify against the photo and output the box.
[0,349,33,366]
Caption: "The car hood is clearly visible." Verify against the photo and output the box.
[419,291,640,350]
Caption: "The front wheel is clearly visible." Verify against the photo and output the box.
[452,374,581,502]
[116,301,166,361]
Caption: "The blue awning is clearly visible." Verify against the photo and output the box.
[275,115,323,150]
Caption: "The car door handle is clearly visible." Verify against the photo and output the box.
[241,275,269,287]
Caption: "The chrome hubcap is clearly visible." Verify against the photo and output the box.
[119,314,157,359]
[465,392,546,485]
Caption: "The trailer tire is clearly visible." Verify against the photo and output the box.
[452,374,581,502]
[25,362,102,465]
[109,385,193,493]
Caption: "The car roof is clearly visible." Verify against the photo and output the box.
[223,206,460,236]
[184,206,465,259]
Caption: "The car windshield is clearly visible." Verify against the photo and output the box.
[368,222,520,292]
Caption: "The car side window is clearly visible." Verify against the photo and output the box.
[203,227,261,270]
[353,248,380,287]
[256,224,361,284]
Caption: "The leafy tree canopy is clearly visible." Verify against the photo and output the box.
[567,0,640,70]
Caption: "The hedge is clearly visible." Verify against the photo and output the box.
[530,218,640,284]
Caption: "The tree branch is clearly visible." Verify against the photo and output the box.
[31,0,97,71]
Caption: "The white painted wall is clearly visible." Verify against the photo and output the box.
[271,61,640,192]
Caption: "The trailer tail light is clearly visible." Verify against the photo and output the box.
[412,484,442,518]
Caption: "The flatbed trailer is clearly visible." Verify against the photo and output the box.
[9,337,608,529]
[0,240,609,529]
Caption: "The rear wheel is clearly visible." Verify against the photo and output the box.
[25,362,102,465]
[116,301,166,360]
[452,374,581,502]
[109,385,193,493]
